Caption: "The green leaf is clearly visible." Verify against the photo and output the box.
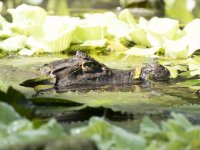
[7,119,33,133]
[130,27,150,47]
[186,127,200,149]
[73,24,106,43]
[148,17,179,40]
[165,139,189,150]
[145,17,179,48]
[84,12,132,39]
[140,117,167,143]
[184,19,200,57]
[162,113,192,139]
[42,16,77,52]
[176,79,200,90]
[0,87,34,119]
[188,58,200,76]
[8,4,47,38]
[0,120,64,149]
[0,102,21,125]
[163,38,189,59]
[71,117,146,150]
[39,136,97,150]
[0,99,64,149]
[71,114,200,150]
[0,111,64,149]
[112,126,146,150]
[140,117,161,134]
[165,0,194,24]
[39,119,64,137]
[71,117,114,150]
[118,9,136,26]
[0,35,27,52]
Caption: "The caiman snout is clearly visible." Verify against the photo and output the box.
[140,62,170,81]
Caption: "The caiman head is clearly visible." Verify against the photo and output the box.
[42,51,113,87]
[40,51,170,88]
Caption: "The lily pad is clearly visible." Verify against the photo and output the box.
[34,89,187,115]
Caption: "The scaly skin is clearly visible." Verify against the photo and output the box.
[40,51,170,89]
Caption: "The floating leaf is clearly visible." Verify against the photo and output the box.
[35,89,187,115]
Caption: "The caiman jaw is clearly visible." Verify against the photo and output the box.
[111,69,141,85]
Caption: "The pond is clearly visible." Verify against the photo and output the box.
[1,52,199,132]
[1,2,200,149]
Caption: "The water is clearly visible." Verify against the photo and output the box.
[0,53,199,128]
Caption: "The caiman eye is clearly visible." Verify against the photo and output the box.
[82,62,97,72]
[84,62,95,68]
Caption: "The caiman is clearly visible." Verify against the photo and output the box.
[23,51,170,92]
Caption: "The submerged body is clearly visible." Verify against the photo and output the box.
[38,51,170,90]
